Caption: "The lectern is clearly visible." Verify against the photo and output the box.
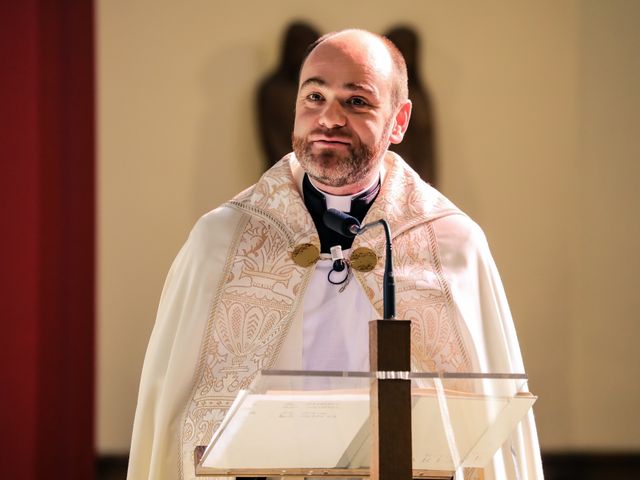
[194,366,535,478]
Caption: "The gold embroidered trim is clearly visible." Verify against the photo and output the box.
[425,220,476,372]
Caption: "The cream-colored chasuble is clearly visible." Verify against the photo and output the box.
[127,153,544,480]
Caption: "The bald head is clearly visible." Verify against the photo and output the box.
[301,29,409,109]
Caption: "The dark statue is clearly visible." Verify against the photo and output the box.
[385,26,437,186]
[257,22,320,168]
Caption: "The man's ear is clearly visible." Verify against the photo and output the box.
[389,100,412,145]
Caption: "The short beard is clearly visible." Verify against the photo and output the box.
[292,125,391,189]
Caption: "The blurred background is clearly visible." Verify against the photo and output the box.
[2,1,639,479]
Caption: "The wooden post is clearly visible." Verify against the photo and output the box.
[369,319,413,480]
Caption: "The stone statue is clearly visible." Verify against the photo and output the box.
[385,25,437,186]
[257,21,320,168]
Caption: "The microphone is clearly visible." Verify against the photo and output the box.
[322,208,361,237]
[322,208,396,319]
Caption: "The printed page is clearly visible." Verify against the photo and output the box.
[202,392,369,469]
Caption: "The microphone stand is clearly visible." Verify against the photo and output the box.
[357,219,395,319]
[380,220,395,320]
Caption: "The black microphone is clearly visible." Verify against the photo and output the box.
[322,208,362,237]
[322,208,395,319]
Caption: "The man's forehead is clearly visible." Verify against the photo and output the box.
[300,32,394,86]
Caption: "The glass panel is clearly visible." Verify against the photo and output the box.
[197,370,534,477]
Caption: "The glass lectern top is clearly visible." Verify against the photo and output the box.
[196,370,535,478]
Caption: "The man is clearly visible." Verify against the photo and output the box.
[128,29,543,479]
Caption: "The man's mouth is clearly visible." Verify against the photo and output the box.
[310,137,351,147]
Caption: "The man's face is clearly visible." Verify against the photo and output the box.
[292,34,397,194]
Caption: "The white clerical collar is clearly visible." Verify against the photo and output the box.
[307,175,380,212]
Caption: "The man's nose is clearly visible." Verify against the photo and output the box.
[319,100,346,128]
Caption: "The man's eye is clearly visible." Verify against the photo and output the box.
[307,93,324,102]
[347,97,368,107]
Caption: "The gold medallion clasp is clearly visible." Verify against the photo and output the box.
[350,247,378,272]
[291,243,320,267]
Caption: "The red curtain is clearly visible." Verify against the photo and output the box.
[0,1,95,479]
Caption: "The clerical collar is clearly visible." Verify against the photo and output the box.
[303,174,380,253]
[307,176,380,212]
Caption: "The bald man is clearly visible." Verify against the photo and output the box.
[128,30,543,480]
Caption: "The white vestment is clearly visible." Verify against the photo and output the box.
[127,152,544,480]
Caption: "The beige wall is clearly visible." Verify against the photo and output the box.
[97,0,640,453]
[570,0,640,449]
